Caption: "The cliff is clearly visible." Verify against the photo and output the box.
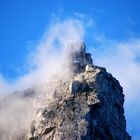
[0,43,131,140]
[27,44,131,140]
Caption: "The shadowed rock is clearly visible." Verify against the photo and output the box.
[26,43,131,140]
[0,43,131,140]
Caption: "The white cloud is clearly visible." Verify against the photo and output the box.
[0,17,93,139]
[0,18,92,94]
[0,75,11,96]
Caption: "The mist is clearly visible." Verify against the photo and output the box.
[0,19,86,94]
[0,16,139,139]
[0,18,90,139]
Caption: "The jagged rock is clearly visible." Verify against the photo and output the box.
[25,44,131,140]
[71,43,93,73]
[27,64,131,140]
[0,43,131,140]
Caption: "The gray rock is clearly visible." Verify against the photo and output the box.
[27,64,131,140]
[0,43,131,140]
[71,43,93,73]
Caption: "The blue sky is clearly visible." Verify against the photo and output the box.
[0,0,140,78]
[0,0,140,139]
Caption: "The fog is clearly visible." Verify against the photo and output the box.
[0,16,139,139]
[0,18,89,139]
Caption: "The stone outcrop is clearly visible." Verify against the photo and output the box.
[0,43,131,140]
[26,44,131,140]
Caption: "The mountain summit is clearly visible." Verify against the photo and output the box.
[0,43,131,140]
[26,43,131,140]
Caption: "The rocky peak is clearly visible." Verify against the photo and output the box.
[0,43,131,140]
[25,44,131,140]
[71,42,93,73]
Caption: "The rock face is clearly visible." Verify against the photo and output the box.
[27,44,131,140]
[0,43,131,140]
[71,43,93,73]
